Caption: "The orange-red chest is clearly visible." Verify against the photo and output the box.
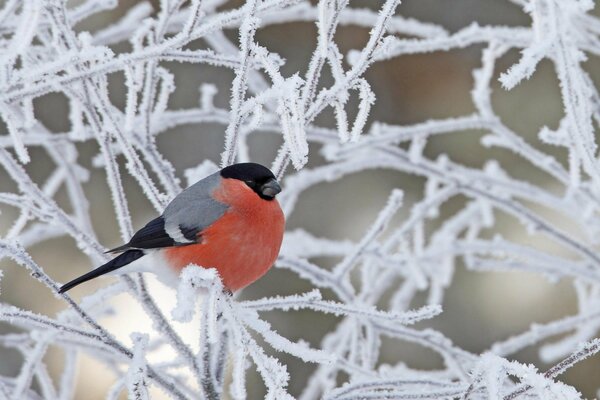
[164,178,285,291]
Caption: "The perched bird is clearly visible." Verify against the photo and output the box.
[59,163,285,293]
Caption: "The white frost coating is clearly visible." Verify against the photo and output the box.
[278,77,310,169]
[199,84,218,110]
[242,291,442,325]
[221,1,260,167]
[0,104,29,163]
[0,0,599,399]
[281,229,355,258]
[126,333,150,400]
[241,307,336,364]
[171,265,219,323]
[350,78,375,141]
[230,344,248,400]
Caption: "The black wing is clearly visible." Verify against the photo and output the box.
[107,216,198,253]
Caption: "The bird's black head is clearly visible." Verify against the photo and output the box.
[220,163,281,200]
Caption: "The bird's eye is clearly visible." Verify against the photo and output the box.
[245,180,255,187]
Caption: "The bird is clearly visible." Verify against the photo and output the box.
[59,162,285,293]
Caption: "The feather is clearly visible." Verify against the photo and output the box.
[107,174,228,252]
[59,250,145,293]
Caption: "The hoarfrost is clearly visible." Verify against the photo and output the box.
[0,0,599,399]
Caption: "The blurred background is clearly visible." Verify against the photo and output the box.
[1,0,599,398]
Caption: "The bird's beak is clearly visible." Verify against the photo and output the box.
[261,178,281,198]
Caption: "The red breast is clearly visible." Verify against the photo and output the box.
[164,178,285,291]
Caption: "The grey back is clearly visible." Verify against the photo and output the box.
[163,172,229,237]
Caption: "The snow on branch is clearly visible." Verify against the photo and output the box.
[0,0,600,399]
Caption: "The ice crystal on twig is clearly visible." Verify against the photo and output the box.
[0,0,599,399]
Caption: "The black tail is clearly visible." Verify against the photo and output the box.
[105,243,130,254]
[59,250,144,293]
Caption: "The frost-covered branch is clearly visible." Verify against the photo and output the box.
[1,0,600,398]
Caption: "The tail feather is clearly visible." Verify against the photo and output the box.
[105,243,131,254]
[59,250,145,293]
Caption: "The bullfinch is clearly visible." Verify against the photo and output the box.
[59,163,285,293]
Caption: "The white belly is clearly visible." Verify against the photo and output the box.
[109,250,180,288]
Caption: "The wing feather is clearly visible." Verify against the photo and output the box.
[109,173,228,252]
